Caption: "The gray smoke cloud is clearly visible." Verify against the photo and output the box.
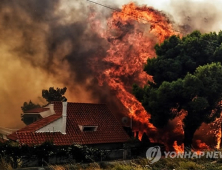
[169,0,222,34]
[0,0,114,128]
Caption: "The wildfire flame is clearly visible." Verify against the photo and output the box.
[173,141,184,153]
[90,2,221,148]
[216,129,221,149]
[195,140,210,150]
[110,3,177,42]
[91,3,178,140]
[209,115,222,149]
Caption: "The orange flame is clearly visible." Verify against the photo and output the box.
[90,3,178,141]
[195,140,210,150]
[209,115,222,149]
[216,129,221,149]
[110,3,177,42]
[173,141,184,153]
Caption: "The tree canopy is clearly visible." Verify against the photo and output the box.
[21,87,67,113]
[133,30,222,148]
[42,87,67,103]
[21,87,67,125]
[21,100,41,125]
[21,100,40,112]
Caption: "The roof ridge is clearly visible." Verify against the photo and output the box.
[52,101,107,105]
[24,107,49,113]
[8,114,62,137]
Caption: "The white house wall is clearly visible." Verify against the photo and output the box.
[40,110,54,118]
[44,104,55,115]
[36,117,63,133]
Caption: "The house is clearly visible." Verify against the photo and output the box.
[7,102,130,160]
[21,105,56,125]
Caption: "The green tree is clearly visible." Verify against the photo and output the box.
[21,100,41,125]
[21,100,40,112]
[133,30,222,149]
[42,87,67,103]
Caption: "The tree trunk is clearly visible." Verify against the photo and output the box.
[183,114,202,152]
[183,127,196,151]
[12,157,18,169]
[183,120,202,152]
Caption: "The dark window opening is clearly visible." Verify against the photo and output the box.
[83,126,97,132]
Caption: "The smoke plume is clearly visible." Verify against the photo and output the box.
[0,0,112,128]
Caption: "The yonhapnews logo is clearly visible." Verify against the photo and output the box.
[146,146,222,164]
[146,146,161,164]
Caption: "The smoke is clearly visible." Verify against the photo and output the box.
[168,0,222,34]
[1,0,222,132]
[0,0,113,128]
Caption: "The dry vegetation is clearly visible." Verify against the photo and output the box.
[18,157,222,170]
[46,158,222,170]
[2,154,222,170]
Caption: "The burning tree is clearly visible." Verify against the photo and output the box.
[133,30,222,149]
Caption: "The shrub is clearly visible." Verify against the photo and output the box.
[0,157,13,170]
[178,161,203,170]
[111,163,132,170]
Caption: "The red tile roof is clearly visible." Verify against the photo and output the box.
[8,103,62,140]
[8,102,130,145]
[24,108,49,113]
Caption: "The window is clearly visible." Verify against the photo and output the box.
[78,125,98,132]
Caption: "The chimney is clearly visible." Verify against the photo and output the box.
[48,103,55,115]
[61,102,67,134]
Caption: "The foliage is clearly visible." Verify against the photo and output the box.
[111,164,133,170]
[3,143,222,170]
[0,157,13,170]
[133,30,222,147]
[144,31,222,86]
[178,161,203,170]
[34,141,55,166]
[0,140,57,168]
[21,100,40,113]
[21,87,67,124]
[0,141,22,169]
[21,100,41,124]
[44,156,222,170]
[69,144,110,162]
[0,140,110,168]
[42,87,67,103]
